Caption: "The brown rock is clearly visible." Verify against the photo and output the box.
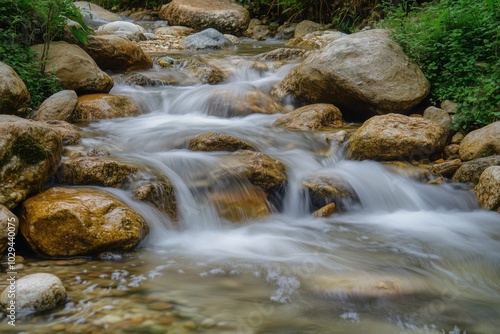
[31,42,113,95]
[75,94,140,122]
[312,203,337,218]
[254,48,311,62]
[383,161,432,181]
[423,106,452,136]
[303,175,355,211]
[273,103,342,130]
[129,177,178,222]
[474,166,500,212]
[459,121,500,161]
[451,132,464,144]
[42,120,81,146]
[154,26,194,37]
[20,187,149,257]
[179,58,227,84]
[35,90,78,122]
[428,159,462,178]
[273,30,430,120]
[159,0,250,35]
[57,157,138,187]
[443,144,460,160]
[294,20,324,38]
[188,132,255,152]
[0,116,62,209]
[0,62,30,116]
[452,155,500,184]
[346,114,448,161]
[209,185,271,222]
[0,205,18,255]
[81,35,153,72]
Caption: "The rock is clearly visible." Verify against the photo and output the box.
[224,33,241,45]
[154,26,194,37]
[212,151,287,193]
[287,31,346,49]
[0,62,30,116]
[180,28,234,50]
[74,93,140,122]
[273,103,342,130]
[42,120,81,146]
[209,185,271,222]
[81,35,153,72]
[74,1,122,28]
[35,90,78,121]
[383,161,432,182]
[254,48,311,62]
[273,30,430,120]
[428,159,462,178]
[474,166,500,212]
[188,132,255,151]
[275,23,297,39]
[0,273,66,313]
[452,155,500,184]
[459,121,500,161]
[312,203,337,218]
[294,20,324,38]
[159,0,250,35]
[443,144,460,160]
[57,157,139,187]
[0,115,62,209]
[0,206,18,255]
[20,187,149,257]
[178,58,227,84]
[423,106,452,137]
[346,114,448,161]
[119,71,196,87]
[204,87,286,117]
[31,42,113,95]
[440,100,458,114]
[303,175,356,211]
[96,21,147,41]
[451,132,464,144]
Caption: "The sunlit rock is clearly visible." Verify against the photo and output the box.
[31,42,113,95]
[159,0,250,36]
[273,29,430,120]
[0,116,62,209]
[452,155,500,184]
[459,121,500,161]
[0,62,30,116]
[188,132,255,152]
[20,187,149,257]
[209,185,271,222]
[74,93,140,122]
[346,114,447,161]
[273,103,343,130]
[475,166,500,212]
[0,273,66,313]
[35,90,78,122]
[0,205,18,255]
[80,35,153,71]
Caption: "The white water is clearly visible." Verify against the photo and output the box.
[7,47,500,333]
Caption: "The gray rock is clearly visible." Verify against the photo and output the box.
[452,155,500,184]
[0,273,67,313]
[0,205,18,255]
[35,90,78,122]
[181,28,234,50]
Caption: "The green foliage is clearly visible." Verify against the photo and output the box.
[379,0,500,132]
[0,0,91,108]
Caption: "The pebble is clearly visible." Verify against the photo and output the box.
[149,302,173,311]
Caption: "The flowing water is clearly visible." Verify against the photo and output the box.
[1,42,500,334]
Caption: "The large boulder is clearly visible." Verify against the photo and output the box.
[0,206,18,255]
[459,121,500,161]
[474,166,500,212]
[20,187,149,257]
[0,116,62,209]
[0,273,66,313]
[31,42,113,95]
[189,132,255,152]
[0,62,30,116]
[273,103,343,130]
[180,28,234,50]
[74,94,140,122]
[159,0,250,35]
[273,30,430,120]
[34,90,78,122]
[81,35,153,72]
[346,114,448,161]
[57,157,138,187]
[74,1,121,28]
[452,155,500,184]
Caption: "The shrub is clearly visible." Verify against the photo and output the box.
[379,0,500,132]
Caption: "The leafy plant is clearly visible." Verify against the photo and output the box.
[379,0,500,132]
